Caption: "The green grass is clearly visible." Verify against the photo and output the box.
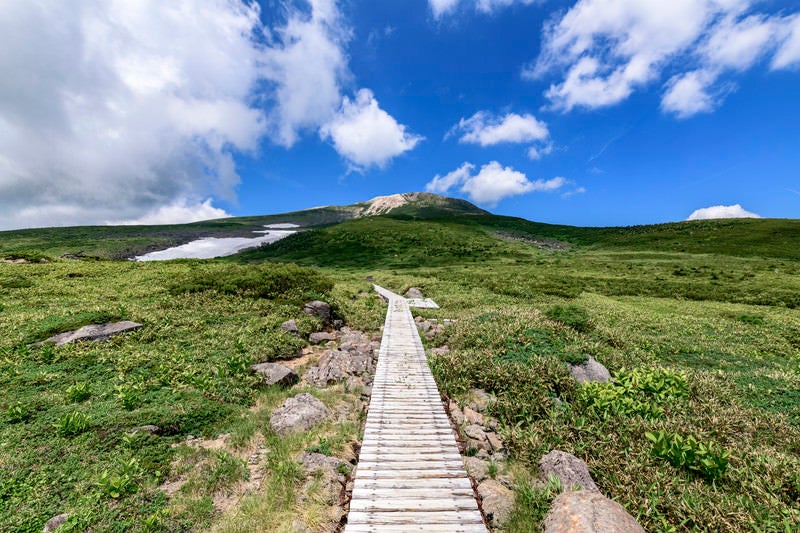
[2,199,800,531]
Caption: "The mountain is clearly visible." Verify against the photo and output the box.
[1,192,799,262]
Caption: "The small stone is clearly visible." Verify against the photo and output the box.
[131,424,161,435]
[251,362,299,387]
[309,331,337,343]
[280,319,298,333]
[539,450,599,493]
[43,513,68,533]
[430,345,450,356]
[464,456,490,482]
[464,424,490,451]
[405,287,425,299]
[463,406,485,426]
[469,389,496,413]
[478,479,514,529]
[303,300,332,324]
[543,490,645,533]
[448,400,465,426]
[360,385,372,400]
[417,321,432,332]
[569,356,611,384]
[485,432,505,453]
[269,393,331,435]
[332,319,344,330]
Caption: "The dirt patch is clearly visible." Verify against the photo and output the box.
[361,193,409,216]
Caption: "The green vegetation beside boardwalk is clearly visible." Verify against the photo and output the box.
[1,201,799,531]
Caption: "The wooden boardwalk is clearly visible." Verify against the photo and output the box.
[344,286,487,532]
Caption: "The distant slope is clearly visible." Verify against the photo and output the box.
[1,192,799,261]
[239,213,800,267]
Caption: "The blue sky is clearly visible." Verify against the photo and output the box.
[1,0,799,230]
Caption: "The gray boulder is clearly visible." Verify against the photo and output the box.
[251,362,299,387]
[478,479,514,529]
[304,349,371,386]
[569,356,611,384]
[539,450,599,493]
[269,393,331,435]
[309,331,337,344]
[464,456,490,482]
[543,490,645,533]
[280,319,299,333]
[405,287,424,299]
[38,321,142,347]
[303,300,332,324]
[43,514,69,533]
[131,425,161,435]
[464,424,491,452]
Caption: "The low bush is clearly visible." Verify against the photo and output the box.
[646,430,730,481]
[170,263,333,304]
[545,304,591,332]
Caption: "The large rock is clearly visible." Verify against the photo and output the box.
[464,456,490,482]
[43,514,69,532]
[251,362,299,387]
[569,356,611,384]
[304,330,376,387]
[405,287,424,299]
[464,424,491,452]
[478,479,514,529]
[303,300,332,324]
[38,321,142,347]
[309,331,337,344]
[539,450,599,493]
[543,490,645,533]
[269,393,331,435]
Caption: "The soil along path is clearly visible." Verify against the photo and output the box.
[345,286,487,532]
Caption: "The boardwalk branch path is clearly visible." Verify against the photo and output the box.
[344,285,488,532]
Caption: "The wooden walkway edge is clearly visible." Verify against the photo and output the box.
[344,286,487,532]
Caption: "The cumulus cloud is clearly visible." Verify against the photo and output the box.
[0,0,420,230]
[429,0,538,18]
[0,0,267,230]
[686,204,761,220]
[426,161,568,206]
[262,0,351,147]
[450,111,549,146]
[320,89,424,170]
[531,0,800,117]
[114,198,231,226]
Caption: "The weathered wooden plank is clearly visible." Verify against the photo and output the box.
[344,286,486,533]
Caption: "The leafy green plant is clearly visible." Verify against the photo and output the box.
[306,436,332,456]
[6,402,30,423]
[54,411,91,436]
[96,457,141,498]
[646,430,730,481]
[65,382,91,403]
[114,383,143,410]
[545,304,591,332]
[577,367,688,420]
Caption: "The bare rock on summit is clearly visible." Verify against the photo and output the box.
[539,450,599,493]
[270,393,330,435]
[543,490,645,533]
[38,321,142,347]
[569,356,611,384]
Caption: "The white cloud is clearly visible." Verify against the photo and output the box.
[686,204,761,220]
[430,0,462,18]
[527,142,553,160]
[426,162,476,194]
[451,111,549,146]
[429,0,537,18]
[0,0,266,230]
[426,161,568,206]
[320,89,424,170]
[262,0,351,147]
[532,0,800,117]
[114,198,231,226]
[661,71,717,118]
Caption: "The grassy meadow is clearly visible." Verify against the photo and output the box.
[1,208,799,531]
